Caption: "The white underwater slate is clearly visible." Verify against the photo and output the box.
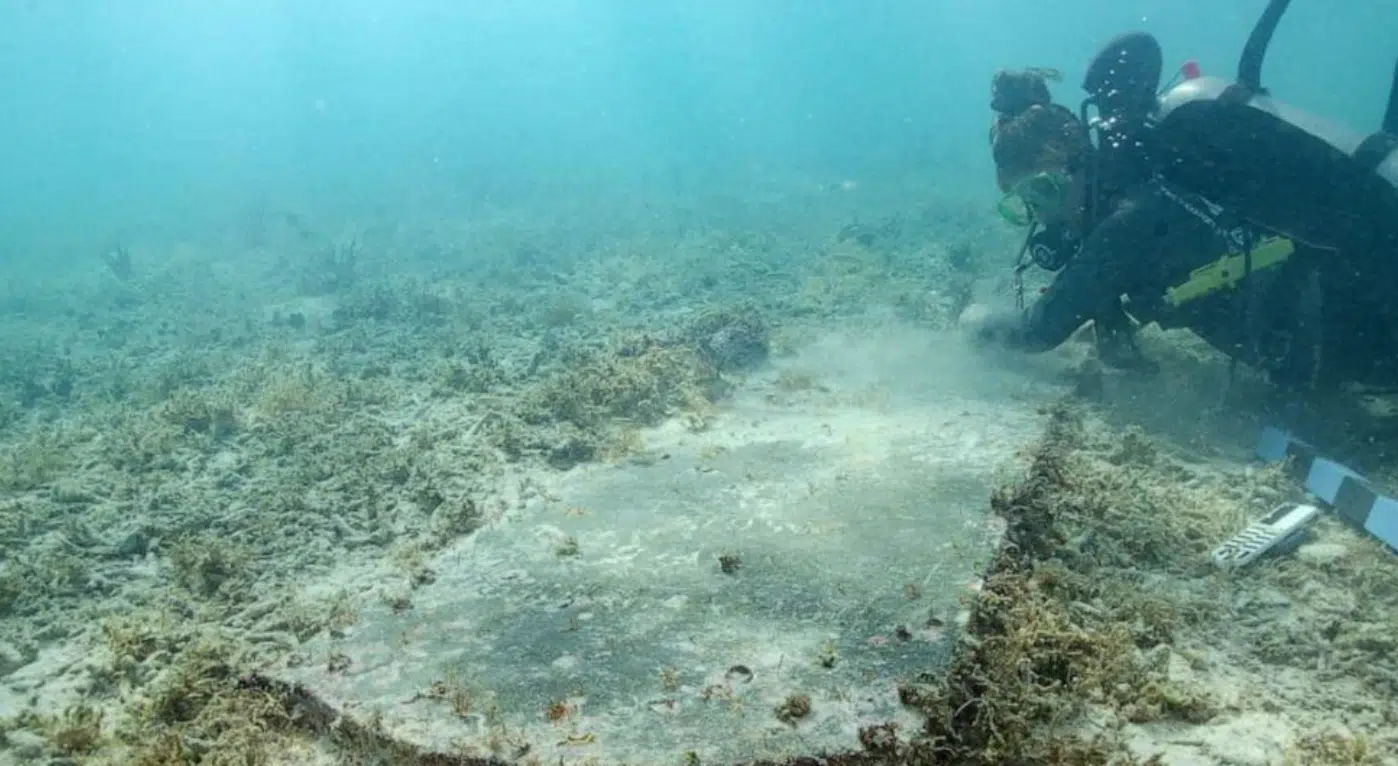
[269,329,1062,765]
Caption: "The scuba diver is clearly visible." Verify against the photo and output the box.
[963,0,1398,393]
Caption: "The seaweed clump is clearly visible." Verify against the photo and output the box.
[514,337,724,468]
[524,339,714,428]
[116,633,296,765]
[0,630,294,765]
[159,388,241,439]
[1282,731,1383,765]
[887,404,1218,764]
[489,305,770,470]
[684,305,770,373]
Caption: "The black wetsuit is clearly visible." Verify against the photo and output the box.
[978,177,1398,390]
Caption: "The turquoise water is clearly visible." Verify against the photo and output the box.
[2,2,1393,264]
[2,3,1397,763]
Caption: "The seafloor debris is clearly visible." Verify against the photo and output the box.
[684,305,771,373]
[716,550,742,574]
[774,693,812,726]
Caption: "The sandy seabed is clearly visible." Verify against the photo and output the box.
[0,186,1394,765]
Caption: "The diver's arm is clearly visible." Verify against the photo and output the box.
[972,206,1146,352]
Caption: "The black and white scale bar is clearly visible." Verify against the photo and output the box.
[1256,426,1398,553]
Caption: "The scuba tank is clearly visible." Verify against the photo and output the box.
[1079,0,1398,254]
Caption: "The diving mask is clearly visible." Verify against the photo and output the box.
[997,170,1073,227]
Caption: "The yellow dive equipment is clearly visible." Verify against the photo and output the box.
[1164,235,1294,307]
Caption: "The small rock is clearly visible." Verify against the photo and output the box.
[1140,643,1171,671]
[1296,541,1350,566]
[114,528,151,558]
[0,640,32,677]
[1166,651,1197,683]
[1253,587,1292,608]
[51,479,95,504]
[4,728,45,758]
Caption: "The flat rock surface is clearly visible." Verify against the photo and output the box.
[269,330,1062,764]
